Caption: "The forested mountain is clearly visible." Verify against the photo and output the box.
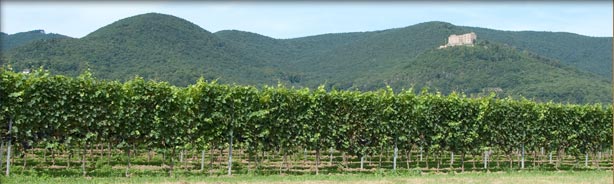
[463,27,613,78]
[1,13,611,103]
[0,30,70,51]
[2,13,289,86]
[382,41,611,103]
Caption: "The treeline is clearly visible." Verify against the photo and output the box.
[0,68,611,176]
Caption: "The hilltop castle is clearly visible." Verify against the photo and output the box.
[439,32,477,49]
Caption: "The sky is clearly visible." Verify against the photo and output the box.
[1,1,612,39]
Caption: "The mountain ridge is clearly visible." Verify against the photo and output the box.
[0,30,70,52]
[1,13,611,103]
[462,26,613,78]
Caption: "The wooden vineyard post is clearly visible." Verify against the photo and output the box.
[360,156,364,170]
[201,149,205,171]
[521,144,525,169]
[5,118,12,177]
[329,147,333,166]
[393,142,398,171]
[0,141,3,170]
[584,151,588,167]
[228,130,233,176]
[483,149,488,170]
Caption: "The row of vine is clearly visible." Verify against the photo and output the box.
[0,68,611,176]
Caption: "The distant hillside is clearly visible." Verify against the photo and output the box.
[214,22,470,87]
[0,30,70,52]
[3,13,290,86]
[2,13,611,103]
[379,41,611,103]
[463,27,613,79]
[289,22,468,88]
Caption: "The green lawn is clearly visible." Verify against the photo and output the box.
[1,170,611,184]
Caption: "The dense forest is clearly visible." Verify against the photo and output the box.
[465,27,613,78]
[1,13,611,104]
[0,30,70,51]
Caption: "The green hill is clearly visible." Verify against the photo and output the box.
[288,22,467,88]
[2,13,611,103]
[463,27,613,79]
[3,13,290,86]
[379,41,611,103]
[0,30,70,52]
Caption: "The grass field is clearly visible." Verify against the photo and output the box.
[1,170,611,184]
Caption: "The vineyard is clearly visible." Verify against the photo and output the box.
[0,68,612,178]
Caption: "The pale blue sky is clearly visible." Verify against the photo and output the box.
[1,1,612,39]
